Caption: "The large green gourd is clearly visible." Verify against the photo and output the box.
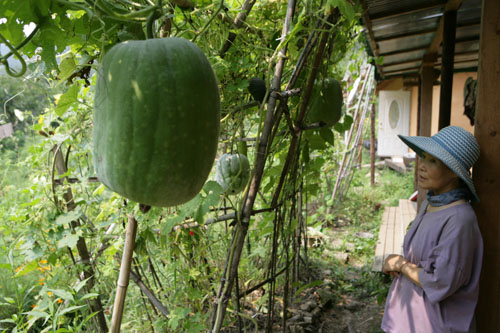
[308,78,343,127]
[93,38,220,207]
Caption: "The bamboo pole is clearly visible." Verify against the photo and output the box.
[370,103,376,186]
[270,13,337,208]
[337,71,375,204]
[209,1,298,330]
[330,66,373,204]
[330,66,370,200]
[110,213,138,332]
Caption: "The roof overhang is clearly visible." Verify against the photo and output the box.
[360,0,481,80]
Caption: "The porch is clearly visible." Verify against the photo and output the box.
[372,199,417,272]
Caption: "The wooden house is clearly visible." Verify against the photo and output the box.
[360,0,500,330]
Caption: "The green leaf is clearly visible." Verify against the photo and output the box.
[329,0,355,22]
[59,305,86,316]
[162,215,183,235]
[14,109,25,121]
[203,181,223,206]
[168,307,191,330]
[14,260,38,277]
[319,128,334,146]
[58,53,78,83]
[55,83,79,117]
[52,289,74,301]
[0,319,16,324]
[74,277,91,293]
[334,114,353,133]
[34,0,51,19]
[307,132,327,151]
[295,280,324,296]
[57,230,81,249]
[181,194,202,217]
[92,184,105,196]
[55,209,82,226]
[24,310,50,320]
[79,293,99,301]
[48,252,58,265]
[4,297,15,304]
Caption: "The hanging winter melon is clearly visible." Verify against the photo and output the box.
[307,78,343,127]
[93,37,220,207]
[215,154,250,195]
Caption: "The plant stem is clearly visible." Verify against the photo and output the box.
[110,212,138,332]
[146,0,162,39]
[192,0,226,43]
[52,145,108,332]
[0,34,27,78]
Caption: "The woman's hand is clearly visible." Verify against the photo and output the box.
[383,254,423,287]
[383,254,407,277]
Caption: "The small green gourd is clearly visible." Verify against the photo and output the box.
[215,154,250,195]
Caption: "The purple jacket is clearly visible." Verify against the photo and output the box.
[382,201,483,333]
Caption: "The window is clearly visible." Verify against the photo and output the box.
[389,100,400,129]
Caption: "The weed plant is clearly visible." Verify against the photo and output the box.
[307,150,415,307]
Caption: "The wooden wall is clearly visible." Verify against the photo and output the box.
[473,0,500,331]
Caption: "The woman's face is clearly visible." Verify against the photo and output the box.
[418,152,460,194]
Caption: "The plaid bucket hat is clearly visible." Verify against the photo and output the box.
[398,126,480,202]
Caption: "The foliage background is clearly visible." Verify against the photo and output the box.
[0,0,415,331]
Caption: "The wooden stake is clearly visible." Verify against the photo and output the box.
[370,103,376,186]
[111,213,138,332]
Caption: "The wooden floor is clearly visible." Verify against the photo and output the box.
[372,199,417,271]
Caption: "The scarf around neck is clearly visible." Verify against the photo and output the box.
[427,187,472,207]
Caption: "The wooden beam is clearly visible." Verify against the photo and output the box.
[473,0,500,331]
[384,58,423,67]
[419,65,436,136]
[384,66,421,75]
[361,0,385,79]
[374,27,437,43]
[435,58,478,66]
[385,72,420,79]
[438,9,457,129]
[427,0,464,55]
[417,58,438,209]
[380,45,428,57]
[370,1,446,22]
[375,21,480,43]
[452,35,480,44]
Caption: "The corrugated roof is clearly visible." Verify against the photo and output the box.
[361,0,481,79]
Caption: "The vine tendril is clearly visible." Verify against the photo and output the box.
[0,34,28,78]
[146,0,163,39]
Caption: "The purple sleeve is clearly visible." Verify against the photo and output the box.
[418,215,478,304]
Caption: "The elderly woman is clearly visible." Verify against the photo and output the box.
[381,126,483,333]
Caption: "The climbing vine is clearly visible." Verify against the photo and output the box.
[0,0,372,331]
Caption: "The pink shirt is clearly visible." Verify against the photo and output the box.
[382,202,483,333]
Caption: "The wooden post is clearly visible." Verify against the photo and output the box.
[110,213,138,332]
[370,103,376,186]
[417,58,436,209]
[438,10,457,130]
[414,77,421,192]
[419,57,436,137]
[473,0,500,330]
